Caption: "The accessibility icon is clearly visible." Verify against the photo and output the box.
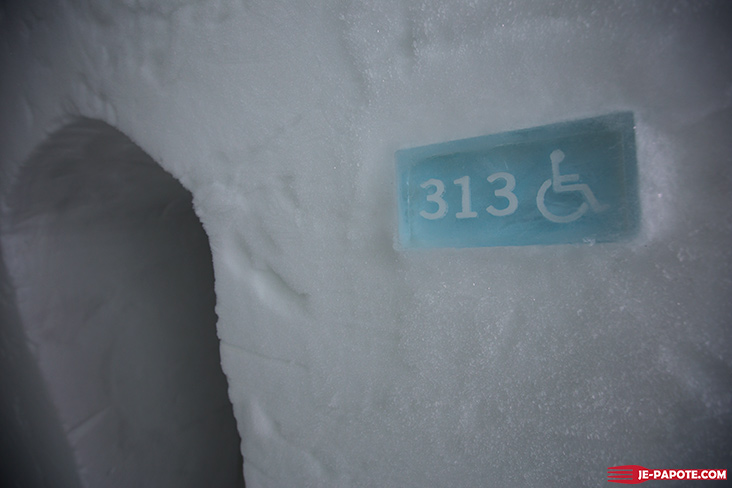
[396,112,640,248]
[536,149,609,224]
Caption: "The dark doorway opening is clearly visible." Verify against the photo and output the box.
[0,118,244,487]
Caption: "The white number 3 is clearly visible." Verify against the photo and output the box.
[419,179,448,220]
[486,172,518,216]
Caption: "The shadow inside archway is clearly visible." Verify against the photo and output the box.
[1,118,244,487]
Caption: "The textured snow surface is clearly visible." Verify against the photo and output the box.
[1,0,731,487]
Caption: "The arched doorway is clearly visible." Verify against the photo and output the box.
[0,118,243,487]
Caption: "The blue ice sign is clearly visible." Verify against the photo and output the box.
[396,112,640,248]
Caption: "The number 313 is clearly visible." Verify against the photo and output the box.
[419,173,518,220]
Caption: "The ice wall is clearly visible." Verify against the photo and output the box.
[1,0,730,486]
[0,244,82,487]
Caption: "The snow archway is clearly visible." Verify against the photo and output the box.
[0,118,244,487]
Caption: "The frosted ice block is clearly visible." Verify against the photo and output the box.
[396,112,639,248]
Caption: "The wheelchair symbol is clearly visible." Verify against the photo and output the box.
[536,149,609,223]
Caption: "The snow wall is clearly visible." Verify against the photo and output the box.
[1,1,731,487]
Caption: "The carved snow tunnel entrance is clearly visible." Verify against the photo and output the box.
[0,118,244,487]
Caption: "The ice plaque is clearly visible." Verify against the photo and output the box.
[396,112,640,248]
